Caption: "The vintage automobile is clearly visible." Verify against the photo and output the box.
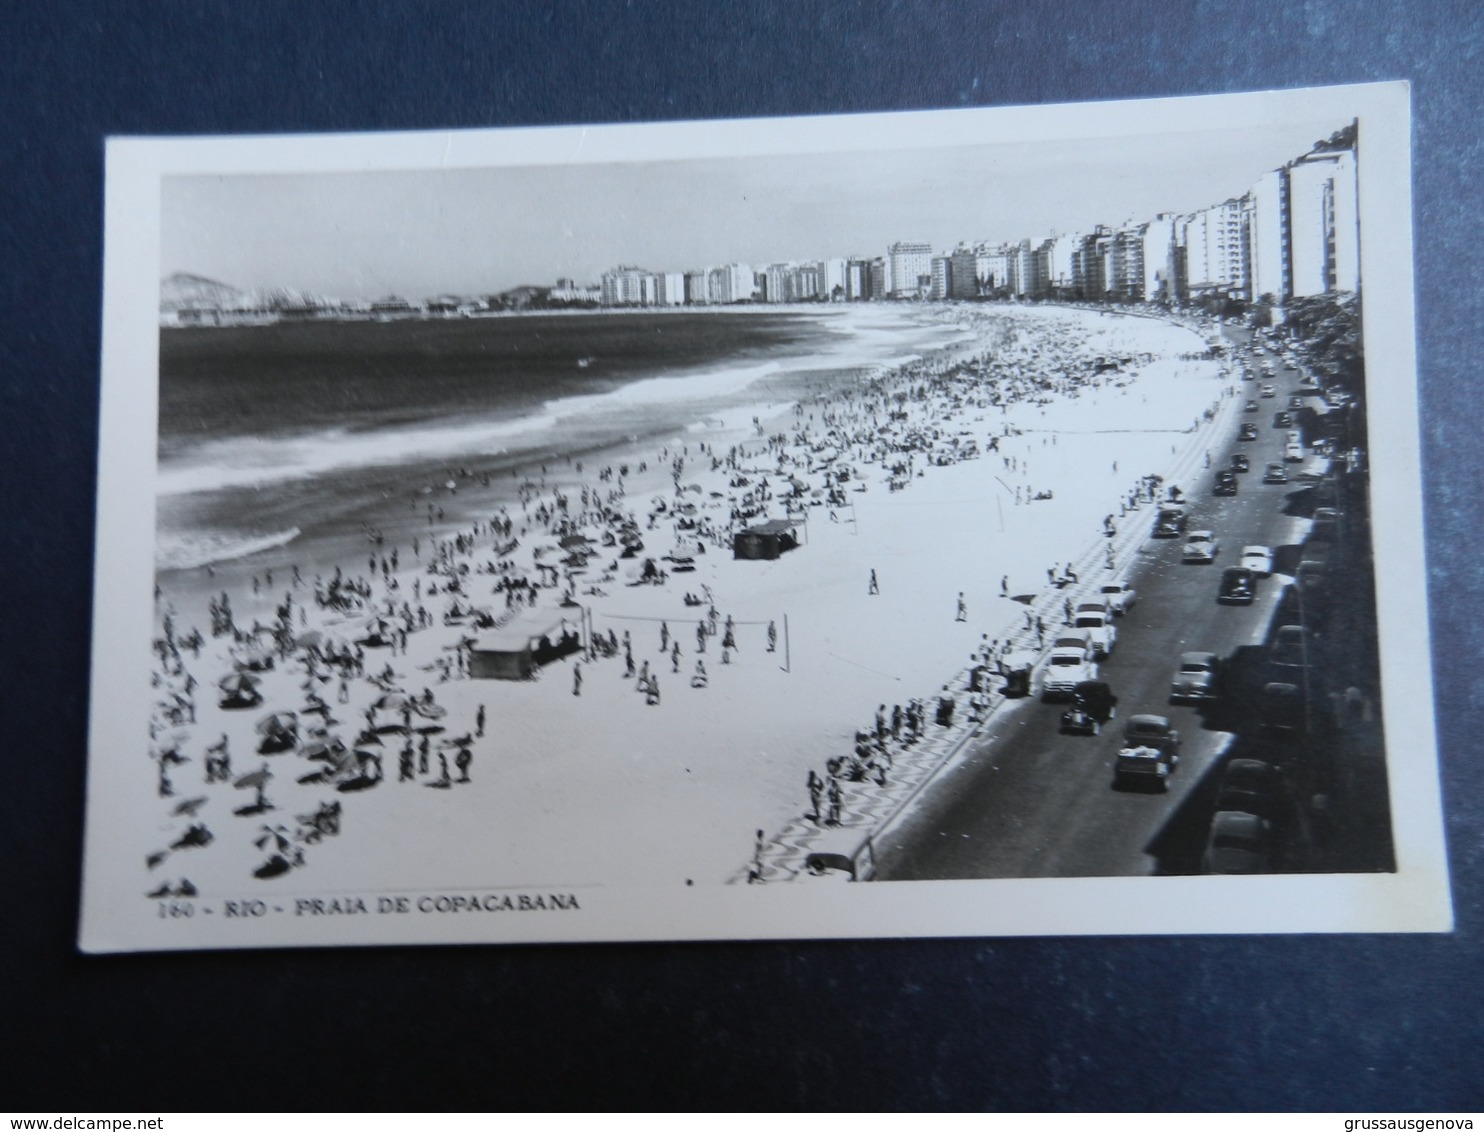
[1182,531,1219,563]
[1216,758,1282,821]
[1213,470,1239,496]
[1259,383,1277,398]
[799,828,877,882]
[1114,714,1181,790]
[1240,545,1274,575]
[1041,640,1098,700]
[1152,506,1187,538]
[1098,581,1137,615]
[1243,400,1260,413]
[1203,811,1273,874]
[1230,453,1251,473]
[1073,605,1117,659]
[1170,651,1222,702]
[1218,566,1257,605]
[1238,423,1260,441]
[1274,410,1293,429]
[1060,680,1119,736]
[1262,462,1288,484]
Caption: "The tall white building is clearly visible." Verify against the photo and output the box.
[1180,198,1249,300]
[887,241,933,298]
[1288,148,1359,297]
[1246,168,1290,302]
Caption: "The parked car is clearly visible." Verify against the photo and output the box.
[1273,411,1292,428]
[1203,811,1273,874]
[1182,531,1219,563]
[1098,581,1137,615]
[1216,758,1281,820]
[1260,681,1306,736]
[1041,642,1098,700]
[799,828,877,882]
[1153,506,1187,538]
[1073,605,1117,659]
[1289,395,1305,411]
[1170,651,1222,702]
[1240,545,1274,575]
[1262,462,1288,484]
[1218,566,1257,605]
[1269,623,1309,671]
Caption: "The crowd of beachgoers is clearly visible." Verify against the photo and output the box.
[142,303,1233,894]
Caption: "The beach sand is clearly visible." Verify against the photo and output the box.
[141,304,1237,897]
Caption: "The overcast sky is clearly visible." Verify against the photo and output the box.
[162,116,1346,299]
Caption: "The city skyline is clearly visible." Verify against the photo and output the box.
[162,115,1346,301]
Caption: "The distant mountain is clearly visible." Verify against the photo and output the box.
[160,272,253,311]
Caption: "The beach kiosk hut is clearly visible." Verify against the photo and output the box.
[468,610,582,681]
[732,518,802,561]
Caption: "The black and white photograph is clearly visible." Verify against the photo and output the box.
[80,80,1449,951]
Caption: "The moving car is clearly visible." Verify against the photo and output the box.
[1230,453,1250,473]
[1239,545,1274,575]
[1274,411,1292,428]
[1114,714,1181,790]
[1203,811,1273,873]
[1259,383,1276,398]
[1182,531,1219,563]
[1262,462,1288,484]
[1170,651,1221,702]
[1098,581,1137,615]
[1239,423,1260,441]
[1217,566,1256,604]
[1213,470,1238,496]
[1060,680,1118,736]
[1244,400,1260,413]
[1289,395,1306,411]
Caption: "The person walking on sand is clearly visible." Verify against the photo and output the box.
[671,641,681,673]
[572,662,582,696]
[767,620,777,653]
[956,592,968,622]
[659,621,669,653]
[476,704,486,737]
[807,770,824,823]
[868,569,879,595]
[1001,575,1009,598]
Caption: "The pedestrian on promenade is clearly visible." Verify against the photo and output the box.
[767,621,777,653]
[572,662,582,696]
[868,568,880,595]
[1001,575,1009,598]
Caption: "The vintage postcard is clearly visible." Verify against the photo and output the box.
[81,81,1449,951]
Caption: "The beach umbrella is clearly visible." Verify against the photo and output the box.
[294,629,325,650]
[218,672,261,694]
[255,711,299,736]
[233,766,271,792]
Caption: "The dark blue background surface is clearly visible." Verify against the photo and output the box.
[2,1,1480,1111]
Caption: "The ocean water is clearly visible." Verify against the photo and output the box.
[155,306,970,586]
